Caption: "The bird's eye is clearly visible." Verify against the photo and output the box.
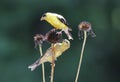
[66,41,69,44]
[42,13,46,17]
[64,39,69,44]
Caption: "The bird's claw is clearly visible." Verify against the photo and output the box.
[56,31,62,35]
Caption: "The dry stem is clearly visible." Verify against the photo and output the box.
[39,44,45,82]
[50,44,55,82]
[75,31,87,82]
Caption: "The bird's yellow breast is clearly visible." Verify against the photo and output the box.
[43,43,69,63]
[45,16,67,30]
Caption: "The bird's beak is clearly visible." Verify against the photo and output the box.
[40,17,44,21]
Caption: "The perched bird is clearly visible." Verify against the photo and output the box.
[40,12,73,40]
[28,39,70,71]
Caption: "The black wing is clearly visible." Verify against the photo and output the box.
[57,17,72,31]
[57,17,69,27]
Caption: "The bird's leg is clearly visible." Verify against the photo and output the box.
[64,29,73,40]
[56,30,63,35]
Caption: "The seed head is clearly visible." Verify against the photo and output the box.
[34,34,45,48]
[45,29,62,43]
[78,21,96,39]
[78,21,91,32]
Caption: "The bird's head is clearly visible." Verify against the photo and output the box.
[40,12,53,21]
[40,13,47,21]
[61,39,70,51]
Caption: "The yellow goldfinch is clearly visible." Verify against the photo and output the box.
[28,39,70,71]
[40,12,73,40]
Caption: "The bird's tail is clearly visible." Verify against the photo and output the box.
[28,58,41,71]
[28,57,48,71]
[64,29,73,40]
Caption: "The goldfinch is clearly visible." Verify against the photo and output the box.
[28,39,70,71]
[40,12,73,40]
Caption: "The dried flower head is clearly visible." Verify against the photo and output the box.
[45,29,62,43]
[78,21,91,31]
[78,21,96,39]
[34,34,45,48]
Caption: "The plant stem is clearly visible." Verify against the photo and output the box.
[75,31,87,82]
[50,44,55,82]
[39,44,45,82]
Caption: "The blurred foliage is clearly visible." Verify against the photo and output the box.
[0,0,120,82]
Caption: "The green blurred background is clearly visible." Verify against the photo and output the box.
[0,0,120,82]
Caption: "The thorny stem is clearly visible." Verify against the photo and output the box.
[39,44,45,82]
[75,31,87,82]
[50,44,55,82]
